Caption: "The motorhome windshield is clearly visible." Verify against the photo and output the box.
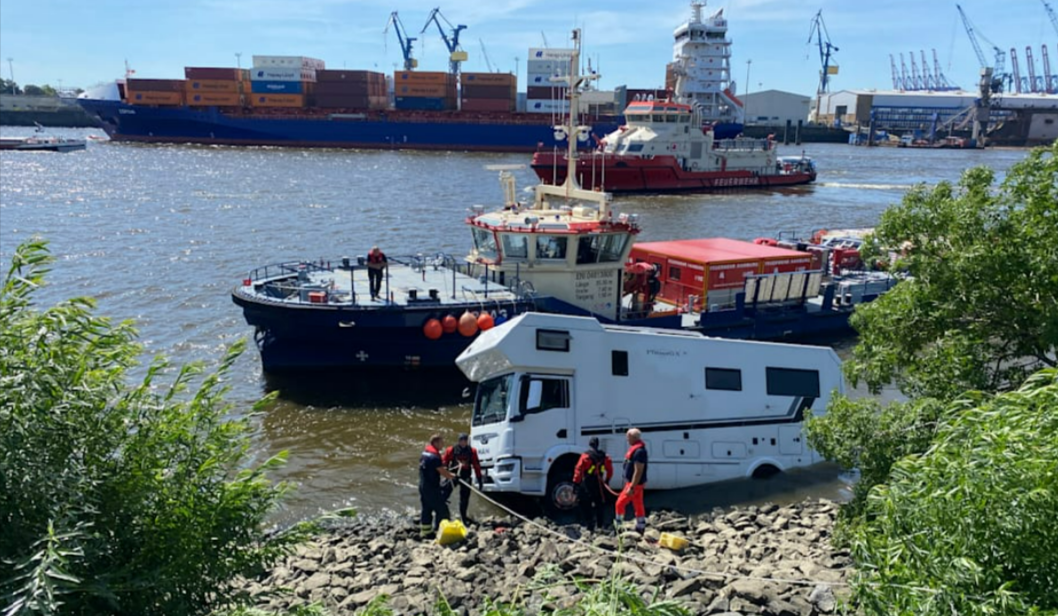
[472,374,513,426]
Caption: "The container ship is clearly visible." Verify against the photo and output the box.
[75,53,627,153]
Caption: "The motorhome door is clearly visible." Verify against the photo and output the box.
[512,374,573,473]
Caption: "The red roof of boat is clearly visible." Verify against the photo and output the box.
[624,100,692,113]
[633,238,807,263]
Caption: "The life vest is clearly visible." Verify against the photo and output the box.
[623,440,648,485]
[585,448,607,478]
[368,251,386,265]
[449,444,476,477]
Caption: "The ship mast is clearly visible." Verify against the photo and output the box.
[533,29,611,217]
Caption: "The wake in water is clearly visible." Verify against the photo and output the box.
[819,181,912,191]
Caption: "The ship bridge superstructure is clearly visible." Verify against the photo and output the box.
[671,1,744,125]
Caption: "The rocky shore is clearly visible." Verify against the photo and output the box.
[240,499,850,616]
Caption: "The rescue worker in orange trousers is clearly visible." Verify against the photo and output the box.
[572,436,613,531]
[615,428,648,533]
[419,434,456,538]
[442,433,484,524]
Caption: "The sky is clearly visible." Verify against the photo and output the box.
[1,0,1055,96]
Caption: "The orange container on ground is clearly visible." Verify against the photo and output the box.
[185,79,239,93]
[187,92,242,106]
[629,238,814,309]
[127,90,185,106]
[250,94,305,107]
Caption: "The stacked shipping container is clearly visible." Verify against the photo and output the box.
[393,71,457,111]
[126,79,186,106]
[185,67,249,107]
[312,70,387,109]
[526,48,574,114]
[249,56,325,108]
[459,72,516,112]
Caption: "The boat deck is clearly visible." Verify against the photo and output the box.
[237,257,523,308]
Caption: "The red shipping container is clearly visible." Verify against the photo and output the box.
[629,239,813,307]
[184,67,241,81]
[126,78,186,92]
[527,86,567,100]
[461,84,516,99]
[460,98,515,112]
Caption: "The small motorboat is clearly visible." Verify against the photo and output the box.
[0,135,87,152]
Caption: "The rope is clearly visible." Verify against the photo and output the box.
[454,478,944,596]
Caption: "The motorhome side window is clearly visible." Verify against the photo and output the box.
[519,377,569,416]
[612,350,629,376]
[765,367,821,397]
[705,367,742,391]
[536,329,570,352]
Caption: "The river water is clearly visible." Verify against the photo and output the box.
[0,126,1033,525]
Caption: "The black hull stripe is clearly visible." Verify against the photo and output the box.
[580,398,815,436]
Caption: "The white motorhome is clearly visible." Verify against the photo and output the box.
[456,313,844,511]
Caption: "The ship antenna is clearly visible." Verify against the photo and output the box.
[559,29,596,196]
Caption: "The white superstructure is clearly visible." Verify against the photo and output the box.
[458,313,844,511]
[671,1,744,125]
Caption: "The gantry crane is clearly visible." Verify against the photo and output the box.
[956,4,1006,92]
[384,12,418,71]
[421,8,468,76]
[1042,0,1058,37]
[807,10,838,123]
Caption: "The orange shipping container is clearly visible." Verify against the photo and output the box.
[185,79,239,93]
[127,90,184,106]
[460,72,516,86]
[394,71,453,85]
[187,92,242,106]
[250,94,305,107]
[396,83,456,97]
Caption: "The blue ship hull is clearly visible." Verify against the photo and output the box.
[77,99,622,153]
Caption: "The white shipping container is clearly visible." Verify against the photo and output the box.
[527,73,571,86]
[525,99,570,113]
[526,59,571,74]
[250,67,316,82]
[528,48,575,60]
[252,55,326,70]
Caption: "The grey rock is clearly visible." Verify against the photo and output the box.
[291,558,319,573]
[808,584,836,614]
[669,578,701,597]
[727,579,775,605]
[300,572,331,593]
[705,594,730,614]
[764,598,800,616]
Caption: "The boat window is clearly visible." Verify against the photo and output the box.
[680,115,690,124]
[598,234,629,263]
[472,227,498,260]
[705,367,742,391]
[472,374,513,426]
[653,114,665,123]
[536,235,568,260]
[576,236,601,264]
[612,350,629,376]
[501,234,528,259]
[665,114,677,123]
[766,367,820,398]
[627,144,644,153]
[518,376,570,416]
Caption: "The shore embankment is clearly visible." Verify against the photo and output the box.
[238,499,850,616]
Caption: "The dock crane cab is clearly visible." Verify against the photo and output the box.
[421,7,468,77]
[384,11,418,71]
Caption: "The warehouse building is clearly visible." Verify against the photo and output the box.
[742,89,811,126]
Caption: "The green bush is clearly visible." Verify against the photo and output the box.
[0,240,309,615]
[846,370,1058,615]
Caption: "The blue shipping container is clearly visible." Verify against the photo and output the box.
[394,97,450,111]
[250,80,304,94]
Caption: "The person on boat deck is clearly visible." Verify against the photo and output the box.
[419,434,456,539]
[442,434,484,525]
[615,428,648,533]
[367,246,387,301]
[573,436,614,531]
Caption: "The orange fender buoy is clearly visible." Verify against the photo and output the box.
[477,312,495,331]
[458,311,479,337]
[441,314,458,334]
[423,318,443,340]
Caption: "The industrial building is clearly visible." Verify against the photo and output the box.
[812,89,1058,146]
[742,90,811,126]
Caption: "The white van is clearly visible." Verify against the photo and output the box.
[456,313,844,511]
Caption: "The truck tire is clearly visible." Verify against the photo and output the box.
[543,458,579,516]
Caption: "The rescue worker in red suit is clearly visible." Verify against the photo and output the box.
[572,436,613,531]
[419,434,455,538]
[367,245,387,301]
[615,428,648,533]
[442,433,484,524]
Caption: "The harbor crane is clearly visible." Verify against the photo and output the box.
[1042,0,1058,37]
[807,10,838,123]
[384,12,418,71]
[421,8,468,76]
[956,4,1006,92]
[479,39,495,73]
